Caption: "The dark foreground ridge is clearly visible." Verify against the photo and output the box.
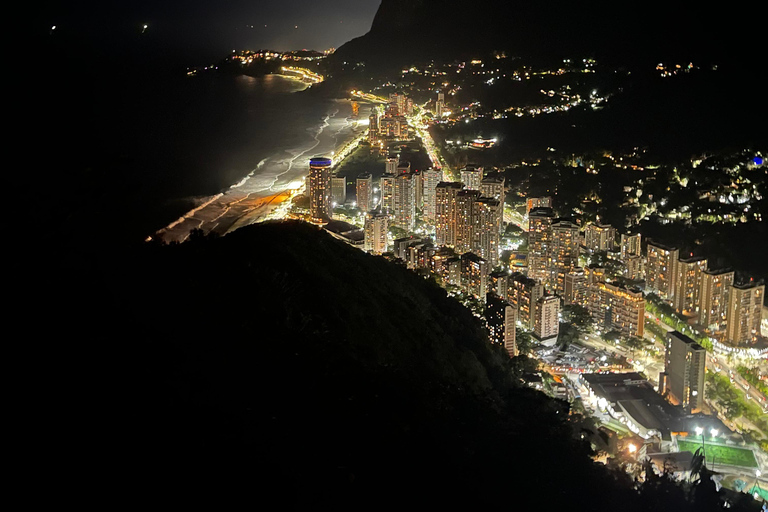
[35,221,759,509]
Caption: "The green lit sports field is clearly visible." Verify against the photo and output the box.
[676,440,758,468]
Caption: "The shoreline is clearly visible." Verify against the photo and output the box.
[151,91,371,244]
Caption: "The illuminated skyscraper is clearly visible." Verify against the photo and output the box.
[564,267,588,307]
[435,182,463,246]
[393,173,416,231]
[509,273,544,330]
[385,157,398,175]
[308,157,332,223]
[421,168,444,222]
[673,256,707,316]
[455,190,480,254]
[331,176,346,206]
[460,252,489,299]
[380,173,395,214]
[549,219,580,295]
[485,294,518,357]
[435,91,445,117]
[364,211,389,254]
[368,111,379,143]
[474,197,501,268]
[620,232,642,260]
[480,175,505,234]
[489,271,509,300]
[526,196,552,214]
[534,295,560,340]
[699,268,734,334]
[584,223,615,253]
[527,207,555,284]
[662,331,706,413]
[726,281,764,346]
[589,282,645,338]
[623,255,644,281]
[460,166,482,191]
[646,241,679,300]
[356,173,373,212]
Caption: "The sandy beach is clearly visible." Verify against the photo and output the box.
[151,92,371,244]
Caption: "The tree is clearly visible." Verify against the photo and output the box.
[514,328,534,355]
[558,322,580,350]
[562,304,593,334]
[601,329,622,344]
[625,335,651,359]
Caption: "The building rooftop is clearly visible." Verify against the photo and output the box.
[529,207,554,217]
[647,240,677,252]
[668,330,705,352]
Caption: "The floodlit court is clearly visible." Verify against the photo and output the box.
[676,439,758,468]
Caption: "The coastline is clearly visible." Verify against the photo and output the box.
[151,82,371,244]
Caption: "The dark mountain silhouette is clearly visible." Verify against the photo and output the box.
[333,0,761,71]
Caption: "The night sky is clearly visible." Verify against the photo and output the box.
[39,1,382,61]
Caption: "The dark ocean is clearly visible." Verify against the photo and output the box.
[38,35,355,247]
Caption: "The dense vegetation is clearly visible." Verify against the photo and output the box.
[35,221,761,509]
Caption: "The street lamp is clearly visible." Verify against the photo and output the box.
[695,427,707,465]
[754,470,763,501]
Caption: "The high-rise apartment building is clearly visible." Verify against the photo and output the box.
[624,255,644,281]
[549,219,580,294]
[331,176,346,205]
[368,111,379,143]
[364,211,389,254]
[480,175,505,233]
[589,282,645,338]
[489,271,509,300]
[435,182,463,246]
[480,175,505,201]
[393,173,416,231]
[485,295,518,357]
[526,196,552,214]
[413,170,423,209]
[474,197,501,268]
[356,173,373,212]
[726,281,765,346]
[584,223,615,253]
[460,252,489,299]
[421,168,443,222]
[460,166,482,191]
[527,207,555,284]
[534,295,560,340]
[699,268,734,333]
[585,265,606,286]
[435,91,445,117]
[380,173,395,214]
[385,157,398,175]
[564,267,588,307]
[455,190,481,254]
[673,256,707,316]
[509,273,545,330]
[620,232,642,260]
[308,157,332,223]
[646,241,679,300]
[661,331,706,412]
